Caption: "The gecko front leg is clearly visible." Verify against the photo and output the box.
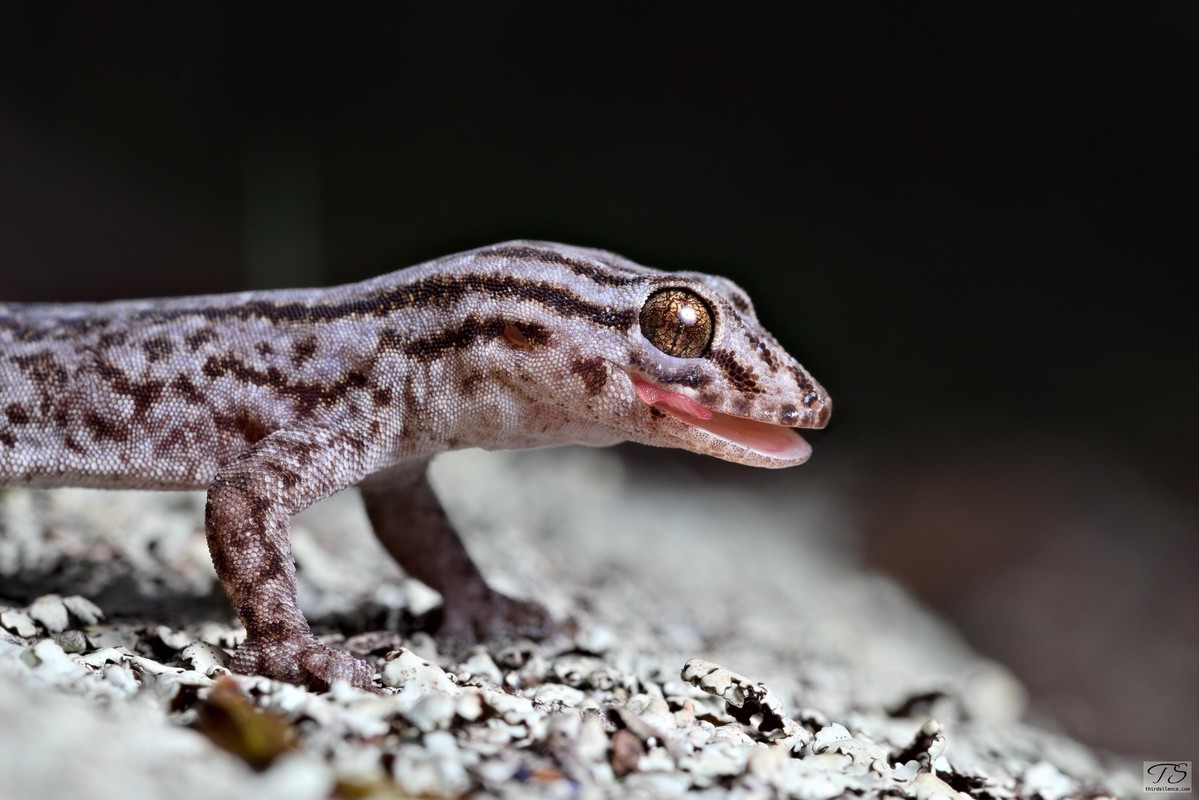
[359,460,554,651]
[205,419,376,690]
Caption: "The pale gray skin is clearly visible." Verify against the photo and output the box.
[0,241,830,690]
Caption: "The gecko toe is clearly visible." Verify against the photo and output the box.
[232,634,378,692]
[436,591,555,654]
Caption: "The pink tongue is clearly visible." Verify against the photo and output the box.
[634,381,713,420]
[632,378,810,461]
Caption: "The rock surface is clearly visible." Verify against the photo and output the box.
[0,448,1138,799]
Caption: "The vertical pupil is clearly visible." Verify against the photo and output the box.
[641,288,713,358]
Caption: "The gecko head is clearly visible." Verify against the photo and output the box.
[605,272,831,468]
[462,242,829,468]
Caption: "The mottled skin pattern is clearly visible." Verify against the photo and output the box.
[0,241,830,690]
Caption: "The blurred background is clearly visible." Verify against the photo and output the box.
[1,5,1194,758]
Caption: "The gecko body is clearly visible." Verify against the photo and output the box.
[0,241,830,689]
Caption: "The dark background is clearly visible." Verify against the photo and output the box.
[2,5,1194,757]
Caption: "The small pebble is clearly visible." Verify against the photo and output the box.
[1,609,38,638]
[62,595,105,625]
[52,629,89,653]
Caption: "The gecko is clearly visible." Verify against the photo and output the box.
[0,241,831,691]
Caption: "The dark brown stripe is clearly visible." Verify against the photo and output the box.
[399,315,551,361]
[788,366,814,395]
[131,273,638,332]
[201,353,369,411]
[476,244,648,286]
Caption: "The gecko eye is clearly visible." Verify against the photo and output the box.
[640,288,714,359]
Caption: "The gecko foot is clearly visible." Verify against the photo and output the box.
[231,634,377,692]
[436,589,555,654]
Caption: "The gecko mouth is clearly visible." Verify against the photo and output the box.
[630,377,812,464]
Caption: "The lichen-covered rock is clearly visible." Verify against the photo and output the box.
[0,449,1139,799]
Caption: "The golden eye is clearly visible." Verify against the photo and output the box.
[640,288,714,358]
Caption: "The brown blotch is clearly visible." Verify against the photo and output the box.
[255,341,275,357]
[377,328,405,351]
[171,374,205,404]
[185,327,218,351]
[93,358,165,421]
[212,408,274,446]
[291,335,318,367]
[83,410,130,442]
[0,430,14,447]
[371,387,393,408]
[570,357,608,397]
[779,402,799,425]
[11,352,69,389]
[141,337,175,362]
[64,434,86,453]
[4,404,30,425]
[459,372,485,397]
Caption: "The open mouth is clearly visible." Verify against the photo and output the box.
[630,376,812,463]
